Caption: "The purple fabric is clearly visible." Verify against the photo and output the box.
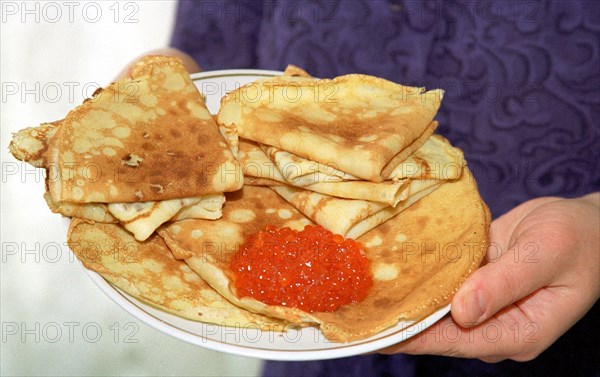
[171,1,600,376]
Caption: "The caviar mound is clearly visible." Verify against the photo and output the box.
[230,225,373,312]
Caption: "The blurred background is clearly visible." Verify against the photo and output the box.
[1,1,263,375]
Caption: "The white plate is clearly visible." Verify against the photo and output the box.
[68,69,451,361]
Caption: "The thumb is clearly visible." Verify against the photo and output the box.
[451,229,558,327]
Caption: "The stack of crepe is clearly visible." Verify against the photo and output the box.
[10,56,287,330]
[217,67,466,239]
[10,60,490,342]
[10,56,242,241]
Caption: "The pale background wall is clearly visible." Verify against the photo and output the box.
[1,1,263,375]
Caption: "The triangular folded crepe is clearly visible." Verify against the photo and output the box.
[240,140,414,206]
[271,180,441,239]
[239,134,462,206]
[42,183,226,241]
[10,56,243,240]
[107,194,225,241]
[261,132,464,184]
[50,56,242,202]
[260,142,361,185]
[299,179,411,207]
[159,169,490,341]
[68,220,285,329]
[44,192,117,223]
[238,139,286,185]
[217,74,443,182]
[387,134,465,180]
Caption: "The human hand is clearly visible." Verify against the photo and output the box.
[380,192,600,362]
[115,47,201,79]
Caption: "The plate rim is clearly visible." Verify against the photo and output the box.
[68,69,452,361]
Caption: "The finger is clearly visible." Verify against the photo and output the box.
[379,309,526,361]
[451,229,560,327]
[383,290,549,362]
[379,315,462,357]
[114,48,201,80]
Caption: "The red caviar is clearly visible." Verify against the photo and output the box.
[230,225,373,312]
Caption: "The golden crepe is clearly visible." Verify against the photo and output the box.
[106,194,225,241]
[237,133,463,206]
[238,139,286,185]
[42,186,226,240]
[43,173,226,234]
[259,143,413,206]
[296,179,411,207]
[261,133,464,184]
[225,68,456,206]
[272,179,440,239]
[44,192,117,223]
[217,74,442,182]
[67,219,285,329]
[236,130,463,205]
[10,56,242,240]
[160,169,490,342]
[239,141,414,206]
[259,142,360,185]
[389,133,465,180]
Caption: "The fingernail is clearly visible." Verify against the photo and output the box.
[465,289,486,325]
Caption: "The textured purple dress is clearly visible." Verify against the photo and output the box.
[172,1,600,376]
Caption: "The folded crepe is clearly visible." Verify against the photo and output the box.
[261,133,465,185]
[239,138,413,206]
[255,133,465,206]
[272,179,441,239]
[259,142,362,185]
[159,169,490,342]
[296,179,411,207]
[10,56,243,240]
[41,185,225,241]
[238,139,286,186]
[44,192,117,223]
[217,74,443,182]
[67,219,285,329]
[387,134,465,180]
[222,69,455,206]
[238,133,463,206]
[257,140,413,205]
